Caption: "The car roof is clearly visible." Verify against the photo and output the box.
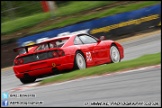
[14,33,94,56]
[47,34,75,41]
[46,33,91,42]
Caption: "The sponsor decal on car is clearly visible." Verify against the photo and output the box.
[86,52,92,62]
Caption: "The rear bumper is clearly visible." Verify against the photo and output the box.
[15,66,53,78]
[13,55,75,79]
[14,63,73,79]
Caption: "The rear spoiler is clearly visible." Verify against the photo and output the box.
[13,36,70,53]
[13,40,55,53]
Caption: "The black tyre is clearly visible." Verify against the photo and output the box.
[110,45,120,63]
[20,77,36,84]
[74,51,86,70]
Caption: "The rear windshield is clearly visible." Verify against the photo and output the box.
[35,38,69,51]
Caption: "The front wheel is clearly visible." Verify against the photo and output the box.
[74,52,86,70]
[110,45,120,63]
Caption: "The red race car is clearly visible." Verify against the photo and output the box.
[13,33,124,84]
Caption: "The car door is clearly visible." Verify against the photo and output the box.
[93,40,109,64]
[74,36,96,66]
[78,34,108,65]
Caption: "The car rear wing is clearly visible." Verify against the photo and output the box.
[13,40,55,54]
[13,36,69,54]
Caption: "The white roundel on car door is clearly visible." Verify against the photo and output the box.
[86,52,92,62]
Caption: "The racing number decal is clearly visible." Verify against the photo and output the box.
[86,52,92,62]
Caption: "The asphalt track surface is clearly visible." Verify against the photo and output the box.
[1,32,161,107]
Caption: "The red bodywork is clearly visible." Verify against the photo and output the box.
[13,34,124,79]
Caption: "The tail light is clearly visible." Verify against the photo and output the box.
[14,58,24,65]
[14,59,19,65]
[53,51,59,57]
[57,50,65,56]
[53,50,65,57]
[19,58,24,64]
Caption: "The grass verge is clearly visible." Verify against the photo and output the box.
[24,1,162,34]
[1,1,115,35]
[40,52,161,85]
[2,1,160,35]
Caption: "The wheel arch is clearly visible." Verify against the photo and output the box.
[111,42,123,53]
[73,50,86,69]
[74,50,86,60]
[74,50,86,64]
[111,42,117,47]
[110,42,124,61]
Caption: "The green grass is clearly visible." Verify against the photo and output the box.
[1,1,160,35]
[2,12,51,35]
[1,1,115,35]
[40,52,161,85]
[54,1,115,17]
[29,1,161,34]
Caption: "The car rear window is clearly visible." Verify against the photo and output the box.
[35,38,69,51]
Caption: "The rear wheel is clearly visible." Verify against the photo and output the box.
[74,52,86,70]
[110,45,120,63]
[20,77,36,84]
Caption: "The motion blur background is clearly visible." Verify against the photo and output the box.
[1,1,161,68]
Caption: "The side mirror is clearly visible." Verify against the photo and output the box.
[99,36,106,40]
[97,39,101,43]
